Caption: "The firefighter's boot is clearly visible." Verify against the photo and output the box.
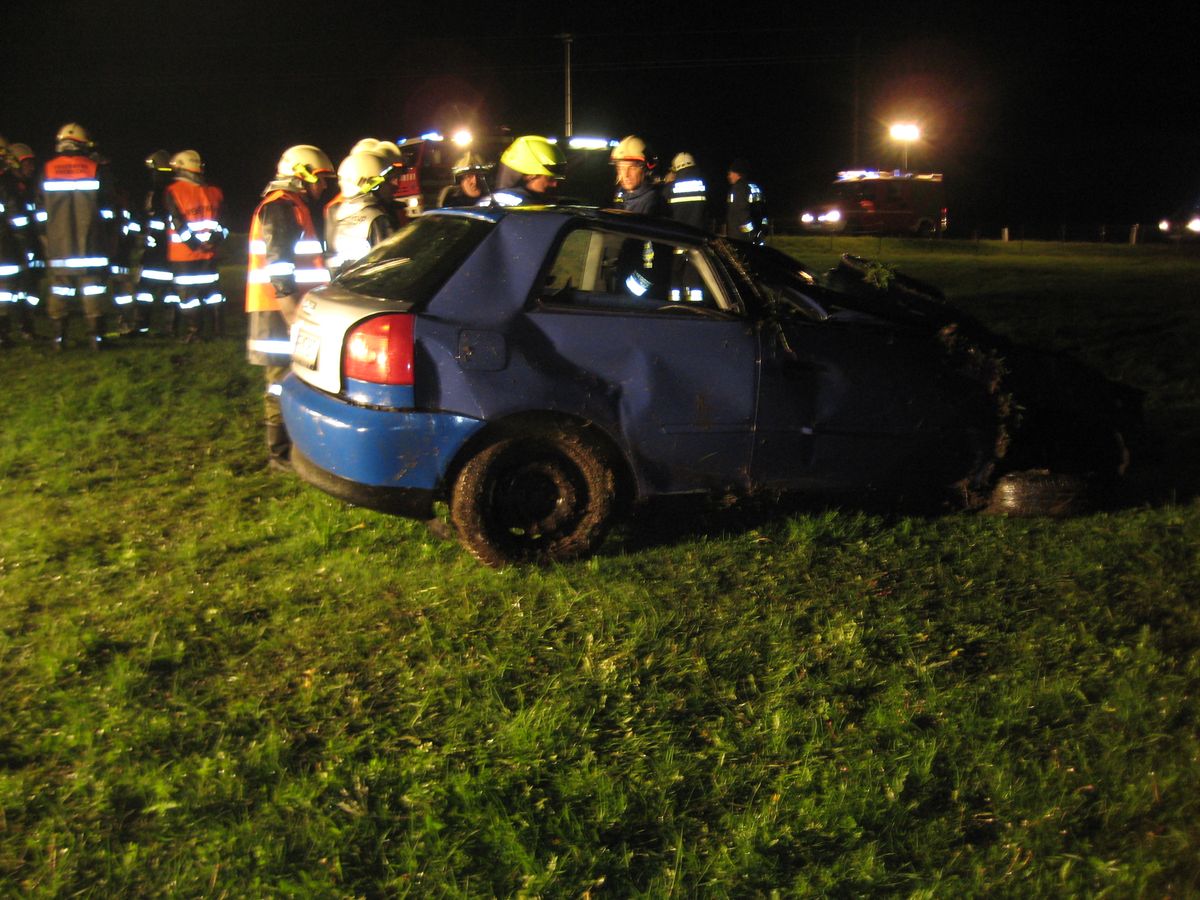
[267,423,292,473]
[53,317,69,352]
[86,315,106,351]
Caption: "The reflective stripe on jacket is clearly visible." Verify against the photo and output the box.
[245,189,329,313]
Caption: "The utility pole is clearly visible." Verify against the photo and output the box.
[557,33,574,138]
[852,32,861,166]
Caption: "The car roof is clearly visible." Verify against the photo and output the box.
[428,204,712,242]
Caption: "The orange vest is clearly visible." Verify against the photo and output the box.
[165,180,225,263]
[245,189,329,313]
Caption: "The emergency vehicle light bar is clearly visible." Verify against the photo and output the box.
[837,170,943,182]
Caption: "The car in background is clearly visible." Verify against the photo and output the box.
[800,170,947,237]
[281,206,1141,566]
[1157,200,1200,240]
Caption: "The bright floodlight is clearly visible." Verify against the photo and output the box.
[890,123,921,142]
[452,129,473,147]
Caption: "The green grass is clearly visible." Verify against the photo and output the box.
[1,242,1199,896]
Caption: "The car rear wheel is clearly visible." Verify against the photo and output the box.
[450,426,617,567]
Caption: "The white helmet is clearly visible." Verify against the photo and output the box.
[56,122,93,150]
[170,149,204,175]
[349,137,381,156]
[337,150,390,198]
[611,134,650,166]
[670,152,696,171]
[374,141,402,164]
[276,144,334,183]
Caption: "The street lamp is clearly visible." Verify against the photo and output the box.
[889,123,920,170]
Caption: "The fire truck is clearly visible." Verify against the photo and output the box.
[800,170,948,237]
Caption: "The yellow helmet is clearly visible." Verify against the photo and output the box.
[500,135,566,179]
[276,144,334,183]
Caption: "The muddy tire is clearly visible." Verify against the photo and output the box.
[986,469,1091,518]
[450,426,617,567]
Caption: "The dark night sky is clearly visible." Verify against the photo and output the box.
[6,1,1197,234]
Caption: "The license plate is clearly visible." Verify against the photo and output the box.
[293,327,321,369]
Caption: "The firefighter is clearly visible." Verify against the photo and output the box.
[610,135,664,216]
[246,144,334,471]
[663,151,709,231]
[726,158,767,244]
[136,150,176,335]
[490,135,565,207]
[1,138,21,346]
[39,123,117,351]
[438,152,492,207]
[4,142,42,339]
[326,149,398,276]
[164,149,227,341]
[109,186,140,334]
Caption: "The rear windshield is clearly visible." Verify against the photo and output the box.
[335,214,493,304]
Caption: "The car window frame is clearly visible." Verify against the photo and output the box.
[532,222,747,319]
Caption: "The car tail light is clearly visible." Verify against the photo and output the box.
[343,314,414,385]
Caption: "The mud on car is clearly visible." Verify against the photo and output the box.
[280,206,1142,566]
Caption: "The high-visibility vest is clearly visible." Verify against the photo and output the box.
[41,154,111,272]
[165,180,225,263]
[245,189,329,313]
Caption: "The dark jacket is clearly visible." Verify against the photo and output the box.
[726,177,766,242]
[614,179,665,216]
[664,165,709,230]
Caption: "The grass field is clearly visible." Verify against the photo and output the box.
[1,238,1198,896]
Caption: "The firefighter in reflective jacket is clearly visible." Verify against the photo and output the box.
[0,138,22,346]
[137,150,175,334]
[165,149,226,341]
[4,142,43,340]
[39,123,117,350]
[246,144,334,471]
[664,152,709,231]
[326,149,398,276]
[725,158,767,244]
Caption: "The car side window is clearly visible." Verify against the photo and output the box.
[540,227,737,315]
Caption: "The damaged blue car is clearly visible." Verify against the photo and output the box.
[280,206,1141,566]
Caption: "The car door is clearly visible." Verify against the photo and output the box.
[715,244,991,497]
[527,226,759,496]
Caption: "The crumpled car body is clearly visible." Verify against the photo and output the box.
[281,207,1141,564]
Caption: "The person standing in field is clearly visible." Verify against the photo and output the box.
[135,150,177,335]
[326,148,399,276]
[39,123,117,351]
[725,158,767,244]
[245,145,335,471]
[663,151,710,231]
[164,149,227,341]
